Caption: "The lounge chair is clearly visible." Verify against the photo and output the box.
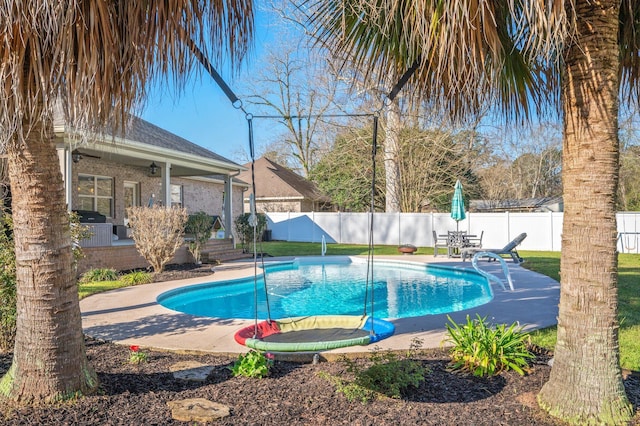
[461,232,527,264]
[432,230,448,257]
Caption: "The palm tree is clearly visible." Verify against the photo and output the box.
[310,0,636,423]
[0,2,253,403]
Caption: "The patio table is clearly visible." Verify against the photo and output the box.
[440,231,477,257]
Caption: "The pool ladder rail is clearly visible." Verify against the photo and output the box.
[471,252,514,291]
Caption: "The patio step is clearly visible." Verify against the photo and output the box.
[200,239,252,264]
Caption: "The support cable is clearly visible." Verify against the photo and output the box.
[387,59,420,103]
[192,44,415,336]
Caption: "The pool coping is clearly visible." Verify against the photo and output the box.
[79,255,560,355]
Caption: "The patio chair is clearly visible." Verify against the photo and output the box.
[432,230,448,257]
[461,232,527,264]
[464,231,483,248]
[447,230,468,257]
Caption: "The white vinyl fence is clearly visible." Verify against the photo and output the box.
[265,211,640,253]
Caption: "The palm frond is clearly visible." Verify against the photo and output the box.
[0,0,254,147]
[619,0,640,104]
[308,0,567,120]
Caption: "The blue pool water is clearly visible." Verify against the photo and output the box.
[157,257,493,320]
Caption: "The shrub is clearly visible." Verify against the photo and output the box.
[230,350,273,378]
[445,314,534,377]
[127,206,188,272]
[185,211,214,264]
[234,213,267,254]
[0,212,88,351]
[330,339,427,402]
[0,213,16,352]
[80,268,119,283]
[119,271,154,286]
[69,211,91,265]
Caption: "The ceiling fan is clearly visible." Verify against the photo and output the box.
[71,149,101,163]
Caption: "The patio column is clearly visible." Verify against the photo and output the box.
[161,161,172,208]
[57,146,72,210]
[224,175,233,238]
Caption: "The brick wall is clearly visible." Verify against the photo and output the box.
[73,158,245,228]
[77,244,194,274]
[73,157,153,226]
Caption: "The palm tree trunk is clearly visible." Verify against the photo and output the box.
[538,0,633,423]
[384,96,402,212]
[0,116,97,402]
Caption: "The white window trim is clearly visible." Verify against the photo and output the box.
[78,174,114,217]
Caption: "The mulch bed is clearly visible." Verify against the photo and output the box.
[0,263,638,425]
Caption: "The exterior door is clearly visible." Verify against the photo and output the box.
[123,182,139,226]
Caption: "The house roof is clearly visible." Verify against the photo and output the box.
[55,111,246,176]
[120,116,241,167]
[237,157,328,201]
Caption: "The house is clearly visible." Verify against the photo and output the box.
[53,113,249,272]
[470,196,564,213]
[237,157,331,213]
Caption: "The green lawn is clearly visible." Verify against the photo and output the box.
[80,242,640,370]
[78,279,131,300]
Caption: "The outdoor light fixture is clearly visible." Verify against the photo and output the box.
[71,149,100,163]
[149,162,159,175]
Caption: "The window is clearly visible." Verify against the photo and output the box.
[171,184,183,208]
[78,174,113,217]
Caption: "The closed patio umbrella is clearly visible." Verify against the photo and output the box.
[451,180,466,231]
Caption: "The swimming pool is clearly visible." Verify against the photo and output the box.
[157,257,493,320]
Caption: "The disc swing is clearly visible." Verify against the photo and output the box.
[192,44,406,352]
[234,113,394,352]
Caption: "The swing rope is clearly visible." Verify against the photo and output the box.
[363,116,379,333]
[248,116,272,339]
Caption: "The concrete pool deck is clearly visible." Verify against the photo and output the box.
[79,255,560,356]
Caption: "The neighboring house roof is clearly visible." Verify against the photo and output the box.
[471,196,564,212]
[238,157,328,202]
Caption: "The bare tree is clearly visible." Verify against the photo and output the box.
[618,108,640,210]
[243,44,344,176]
[480,121,562,201]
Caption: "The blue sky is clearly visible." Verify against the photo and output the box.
[141,5,280,164]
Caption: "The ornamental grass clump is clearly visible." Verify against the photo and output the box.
[79,268,119,283]
[445,315,533,377]
[119,271,153,286]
